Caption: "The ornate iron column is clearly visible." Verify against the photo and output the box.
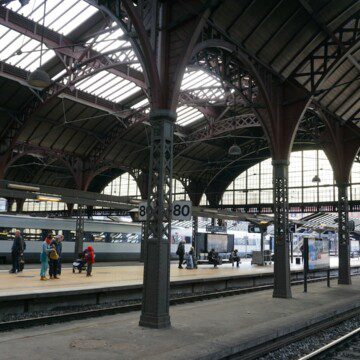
[272,160,292,298]
[139,109,176,329]
[140,221,147,262]
[74,204,85,257]
[192,216,198,249]
[337,183,351,284]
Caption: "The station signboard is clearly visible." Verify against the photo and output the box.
[138,200,192,221]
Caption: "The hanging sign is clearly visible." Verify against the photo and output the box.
[172,200,192,220]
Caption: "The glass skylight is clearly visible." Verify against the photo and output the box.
[131,98,149,109]
[181,68,225,103]
[86,21,142,72]
[130,98,203,126]
[6,0,98,36]
[0,25,54,71]
[176,105,204,126]
[76,70,141,103]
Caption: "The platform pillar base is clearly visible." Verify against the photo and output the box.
[139,314,171,329]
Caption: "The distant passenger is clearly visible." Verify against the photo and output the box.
[85,246,95,277]
[49,236,61,279]
[9,230,24,274]
[56,235,63,276]
[176,240,185,269]
[40,235,52,281]
[189,246,197,269]
[208,248,221,268]
[230,249,241,268]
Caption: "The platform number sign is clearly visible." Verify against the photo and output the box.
[172,200,192,221]
[138,200,192,221]
[138,201,148,221]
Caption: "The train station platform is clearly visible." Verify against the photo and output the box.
[0,257,359,297]
[0,276,359,360]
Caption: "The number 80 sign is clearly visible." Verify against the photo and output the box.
[138,200,192,221]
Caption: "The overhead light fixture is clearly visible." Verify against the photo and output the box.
[27,69,51,89]
[228,144,242,156]
[37,195,61,202]
[312,174,321,183]
[7,183,40,192]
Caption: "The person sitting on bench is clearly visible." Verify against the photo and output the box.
[208,248,221,268]
[230,249,241,268]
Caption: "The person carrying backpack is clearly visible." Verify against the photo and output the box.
[176,240,185,269]
[49,238,60,279]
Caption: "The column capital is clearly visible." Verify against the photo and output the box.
[149,109,177,121]
[272,159,290,166]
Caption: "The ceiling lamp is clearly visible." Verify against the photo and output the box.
[228,144,242,156]
[27,0,50,89]
[312,174,321,183]
[28,69,51,88]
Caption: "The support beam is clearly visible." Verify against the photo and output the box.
[139,109,176,329]
[272,160,291,297]
[74,204,85,257]
[338,183,351,284]
[320,116,360,285]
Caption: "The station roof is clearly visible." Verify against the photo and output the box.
[0,0,359,195]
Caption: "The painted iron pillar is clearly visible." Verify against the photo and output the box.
[74,204,85,257]
[192,216,198,250]
[337,183,351,284]
[139,109,176,329]
[272,160,292,298]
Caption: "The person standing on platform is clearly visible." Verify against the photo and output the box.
[189,246,197,269]
[85,246,95,277]
[49,237,60,279]
[55,234,63,276]
[176,240,185,269]
[9,230,23,274]
[40,235,52,281]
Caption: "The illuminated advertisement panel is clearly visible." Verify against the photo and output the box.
[308,237,330,270]
[207,233,228,253]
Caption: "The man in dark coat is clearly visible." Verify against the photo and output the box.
[9,230,23,273]
[176,240,185,269]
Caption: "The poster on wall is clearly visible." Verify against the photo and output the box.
[308,237,330,270]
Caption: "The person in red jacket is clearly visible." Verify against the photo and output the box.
[85,246,95,277]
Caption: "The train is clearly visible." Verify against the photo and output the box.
[0,214,358,263]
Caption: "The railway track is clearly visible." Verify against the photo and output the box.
[297,327,360,360]
[0,273,342,332]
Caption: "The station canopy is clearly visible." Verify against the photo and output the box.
[0,0,358,193]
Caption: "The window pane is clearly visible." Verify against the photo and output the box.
[319,186,334,202]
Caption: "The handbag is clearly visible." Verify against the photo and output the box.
[50,249,59,260]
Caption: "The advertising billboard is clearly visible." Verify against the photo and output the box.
[207,233,229,253]
[308,237,330,270]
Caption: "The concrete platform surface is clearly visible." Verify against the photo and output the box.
[0,276,359,360]
[0,257,359,297]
